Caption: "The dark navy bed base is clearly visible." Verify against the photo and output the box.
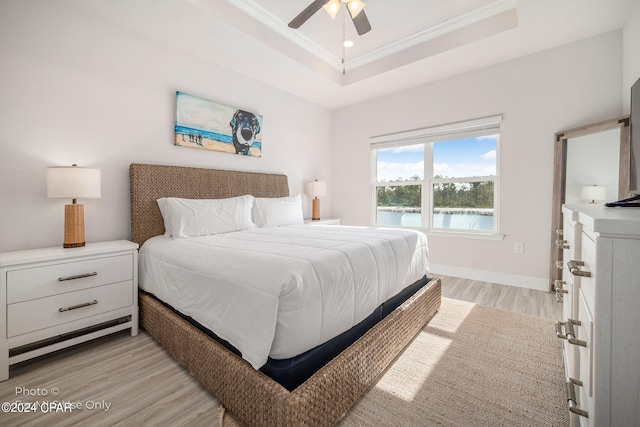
[144,275,430,391]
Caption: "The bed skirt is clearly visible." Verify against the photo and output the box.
[139,277,441,426]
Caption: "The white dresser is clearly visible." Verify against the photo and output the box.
[0,240,139,381]
[558,205,640,426]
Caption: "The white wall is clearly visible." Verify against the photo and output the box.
[0,1,332,252]
[331,32,623,289]
[623,0,640,112]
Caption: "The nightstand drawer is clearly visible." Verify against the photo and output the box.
[7,254,133,304]
[7,281,134,337]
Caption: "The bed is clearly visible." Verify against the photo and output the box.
[129,163,441,426]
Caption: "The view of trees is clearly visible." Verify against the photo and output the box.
[376,183,421,208]
[377,176,494,209]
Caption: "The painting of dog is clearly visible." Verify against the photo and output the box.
[229,110,261,155]
[174,91,262,157]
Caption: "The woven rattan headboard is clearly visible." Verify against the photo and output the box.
[129,163,290,246]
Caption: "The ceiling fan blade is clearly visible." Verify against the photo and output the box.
[349,8,371,35]
[288,0,329,29]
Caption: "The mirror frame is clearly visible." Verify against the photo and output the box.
[549,116,630,291]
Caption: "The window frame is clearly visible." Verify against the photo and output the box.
[370,116,503,240]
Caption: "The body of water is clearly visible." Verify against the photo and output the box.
[377,210,494,231]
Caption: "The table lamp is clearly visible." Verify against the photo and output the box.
[305,180,326,220]
[581,185,606,204]
[47,164,101,248]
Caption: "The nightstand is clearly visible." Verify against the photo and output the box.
[0,240,138,381]
[304,218,341,225]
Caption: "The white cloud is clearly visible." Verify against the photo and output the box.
[476,134,498,141]
[480,150,496,160]
[433,163,449,173]
[377,160,424,181]
[387,144,424,154]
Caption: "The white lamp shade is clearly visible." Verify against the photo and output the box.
[323,1,366,20]
[347,0,366,18]
[305,180,327,198]
[323,0,340,19]
[581,185,606,202]
[47,166,101,199]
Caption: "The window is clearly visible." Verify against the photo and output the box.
[371,116,501,236]
[375,142,424,227]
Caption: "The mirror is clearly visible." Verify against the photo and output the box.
[549,116,630,291]
[565,128,621,203]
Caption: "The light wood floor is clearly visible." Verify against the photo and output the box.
[436,275,562,320]
[0,277,561,426]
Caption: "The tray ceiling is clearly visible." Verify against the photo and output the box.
[63,0,636,109]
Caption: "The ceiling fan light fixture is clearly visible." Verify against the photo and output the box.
[323,0,341,20]
[289,0,371,36]
[347,0,366,18]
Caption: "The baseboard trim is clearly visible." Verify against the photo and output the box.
[429,263,549,292]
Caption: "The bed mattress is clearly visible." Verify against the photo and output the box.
[139,224,428,369]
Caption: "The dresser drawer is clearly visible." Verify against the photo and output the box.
[7,281,134,337]
[7,254,133,304]
[579,232,596,311]
[561,216,580,322]
[577,288,594,421]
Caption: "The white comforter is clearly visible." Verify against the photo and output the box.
[139,225,428,369]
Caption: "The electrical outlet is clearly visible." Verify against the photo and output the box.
[514,243,524,254]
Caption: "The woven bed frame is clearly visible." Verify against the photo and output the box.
[129,163,441,426]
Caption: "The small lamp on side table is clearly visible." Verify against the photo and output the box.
[47,164,101,248]
[305,180,326,220]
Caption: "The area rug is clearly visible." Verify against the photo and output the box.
[221,297,568,427]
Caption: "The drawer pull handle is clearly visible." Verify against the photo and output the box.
[555,319,587,347]
[59,300,98,312]
[566,378,589,418]
[58,272,98,282]
[554,280,567,293]
[567,260,591,278]
[554,280,567,303]
[555,239,570,249]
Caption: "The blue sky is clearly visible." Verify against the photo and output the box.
[376,135,497,182]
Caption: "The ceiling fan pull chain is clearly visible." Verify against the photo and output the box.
[342,11,346,74]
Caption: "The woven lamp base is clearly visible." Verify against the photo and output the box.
[64,203,86,248]
[312,198,320,220]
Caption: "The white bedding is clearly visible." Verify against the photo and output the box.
[139,225,428,369]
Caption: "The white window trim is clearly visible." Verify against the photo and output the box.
[371,115,503,148]
[427,229,505,240]
[371,115,503,239]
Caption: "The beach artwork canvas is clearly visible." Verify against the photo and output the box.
[174,91,262,157]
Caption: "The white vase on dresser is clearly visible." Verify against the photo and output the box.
[558,204,640,426]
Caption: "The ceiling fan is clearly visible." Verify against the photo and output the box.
[288,0,372,36]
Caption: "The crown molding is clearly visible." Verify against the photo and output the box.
[226,0,516,73]
[347,0,517,69]
[226,0,342,69]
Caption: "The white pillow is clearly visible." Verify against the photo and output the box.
[253,194,304,228]
[157,198,172,236]
[163,195,255,238]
